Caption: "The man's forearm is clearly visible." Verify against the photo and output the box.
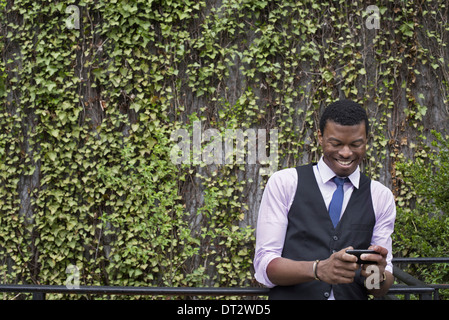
[266,257,316,286]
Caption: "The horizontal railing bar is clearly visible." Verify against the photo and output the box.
[392,257,449,264]
[0,258,446,298]
[0,284,270,296]
[388,285,435,294]
[0,284,438,297]
[429,284,449,289]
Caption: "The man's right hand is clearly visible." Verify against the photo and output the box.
[315,246,359,284]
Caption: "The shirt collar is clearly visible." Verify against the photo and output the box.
[317,156,360,189]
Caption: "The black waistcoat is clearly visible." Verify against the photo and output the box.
[269,163,375,300]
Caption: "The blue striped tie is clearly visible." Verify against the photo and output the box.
[328,177,349,228]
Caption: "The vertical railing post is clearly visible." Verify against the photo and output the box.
[32,292,45,300]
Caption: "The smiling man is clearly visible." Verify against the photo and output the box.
[254,100,396,300]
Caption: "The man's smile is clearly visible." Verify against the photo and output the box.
[335,159,354,167]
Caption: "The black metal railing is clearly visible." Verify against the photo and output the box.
[387,257,449,300]
[0,257,447,300]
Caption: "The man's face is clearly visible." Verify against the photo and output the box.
[317,120,367,177]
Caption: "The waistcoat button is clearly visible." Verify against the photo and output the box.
[324,292,330,298]
[333,235,339,241]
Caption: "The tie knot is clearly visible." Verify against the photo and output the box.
[333,177,348,187]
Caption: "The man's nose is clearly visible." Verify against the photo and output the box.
[339,145,352,158]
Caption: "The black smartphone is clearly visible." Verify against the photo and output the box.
[345,249,380,264]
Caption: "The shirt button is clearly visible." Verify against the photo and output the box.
[333,236,339,241]
[324,292,330,298]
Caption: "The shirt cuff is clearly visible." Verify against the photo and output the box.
[254,253,278,288]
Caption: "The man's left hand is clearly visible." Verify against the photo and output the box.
[360,245,393,295]
[360,244,387,278]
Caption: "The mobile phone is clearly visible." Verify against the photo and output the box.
[345,249,380,264]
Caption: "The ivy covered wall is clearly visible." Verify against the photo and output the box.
[1,0,448,298]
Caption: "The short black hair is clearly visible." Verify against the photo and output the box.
[319,99,369,136]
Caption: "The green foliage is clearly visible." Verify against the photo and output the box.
[394,208,449,299]
[96,136,203,287]
[0,0,448,299]
[394,131,449,298]
[395,131,449,217]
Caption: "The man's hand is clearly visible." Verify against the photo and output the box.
[316,246,359,284]
[360,245,387,278]
[359,245,394,297]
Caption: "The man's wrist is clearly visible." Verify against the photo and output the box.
[364,270,387,288]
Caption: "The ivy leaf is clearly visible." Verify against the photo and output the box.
[50,129,60,138]
[47,151,57,162]
[400,22,414,37]
[131,123,139,132]
[322,70,333,82]
[131,102,141,113]
[46,81,57,91]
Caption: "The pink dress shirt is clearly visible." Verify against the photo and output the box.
[254,157,396,290]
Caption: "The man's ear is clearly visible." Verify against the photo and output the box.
[317,129,323,146]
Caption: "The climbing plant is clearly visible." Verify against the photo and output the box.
[1,0,448,299]
[393,130,449,299]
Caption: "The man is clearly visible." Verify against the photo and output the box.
[254,100,396,300]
